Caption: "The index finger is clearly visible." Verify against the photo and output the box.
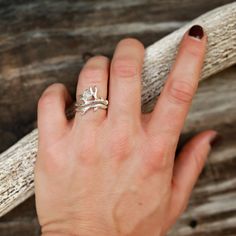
[147,25,207,147]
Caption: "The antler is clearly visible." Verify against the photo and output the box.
[0,2,236,217]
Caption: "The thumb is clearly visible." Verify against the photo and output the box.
[168,130,220,223]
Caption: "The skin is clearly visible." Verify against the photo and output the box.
[35,27,218,236]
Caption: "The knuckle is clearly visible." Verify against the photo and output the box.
[39,148,67,174]
[144,143,171,174]
[112,57,139,78]
[139,137,173,177]
[167,79,195,105]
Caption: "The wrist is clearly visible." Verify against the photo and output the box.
[39,212,118,236]
[40,221,113,236]
[41,229,76,236]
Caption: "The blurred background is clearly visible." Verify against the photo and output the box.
[0,0,235,235]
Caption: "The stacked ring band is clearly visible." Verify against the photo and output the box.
[75,86,108,115]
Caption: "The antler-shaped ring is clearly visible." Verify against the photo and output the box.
[75,86,108,115]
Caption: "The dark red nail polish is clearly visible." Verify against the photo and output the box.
[188,25,204,39]
[210,133,222,148]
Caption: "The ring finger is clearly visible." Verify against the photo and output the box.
[74,55,110,127]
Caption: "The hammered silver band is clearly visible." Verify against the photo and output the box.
[75,86,108,115]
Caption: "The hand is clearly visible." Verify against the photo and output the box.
[35,25,218,236]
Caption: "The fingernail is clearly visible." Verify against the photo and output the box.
[210,133,222,148]
[188,25,204,40]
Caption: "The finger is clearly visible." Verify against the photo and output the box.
[108,38,145,124]
[147,25,207,147]
[169,130,219,218]
[74,55,109,125]
[37,83,72,145]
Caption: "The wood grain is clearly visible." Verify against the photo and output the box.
[169,66,236,236]
[0,0,235,153]
[1,2,236,218]
[0,0,236,235]
[1,66,236,236]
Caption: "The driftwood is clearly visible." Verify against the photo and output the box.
[1,0,235,155]
[0,1,236,232]
[169,66,236,235]
[1,66,236,235]
[141,2,236,111]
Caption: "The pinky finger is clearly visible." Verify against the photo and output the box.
[37,83,72,145]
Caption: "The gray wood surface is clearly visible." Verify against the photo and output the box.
[0,0,234,153]
[1,2,235,219]
[169,66,236,236]
[0,0,235,235]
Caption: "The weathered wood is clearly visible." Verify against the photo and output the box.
[168,66,236,236]
[0,0,235,153]
[0,66,236,236]
[1,1,236,236]
[1,65,236,235]
[0,196,39,236]
[0,2,236,220]
[141,2,236,111]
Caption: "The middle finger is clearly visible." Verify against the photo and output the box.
[107,38,145,125]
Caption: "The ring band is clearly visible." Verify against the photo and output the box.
[75,86,108,115]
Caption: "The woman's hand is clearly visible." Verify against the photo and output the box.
[35,25,218,236]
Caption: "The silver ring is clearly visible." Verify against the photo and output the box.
[75,86,108,115]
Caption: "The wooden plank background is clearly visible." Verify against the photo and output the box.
[0,0,235,235]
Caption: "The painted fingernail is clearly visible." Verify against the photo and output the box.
[210,133,222,148]
[188,25,204,39]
